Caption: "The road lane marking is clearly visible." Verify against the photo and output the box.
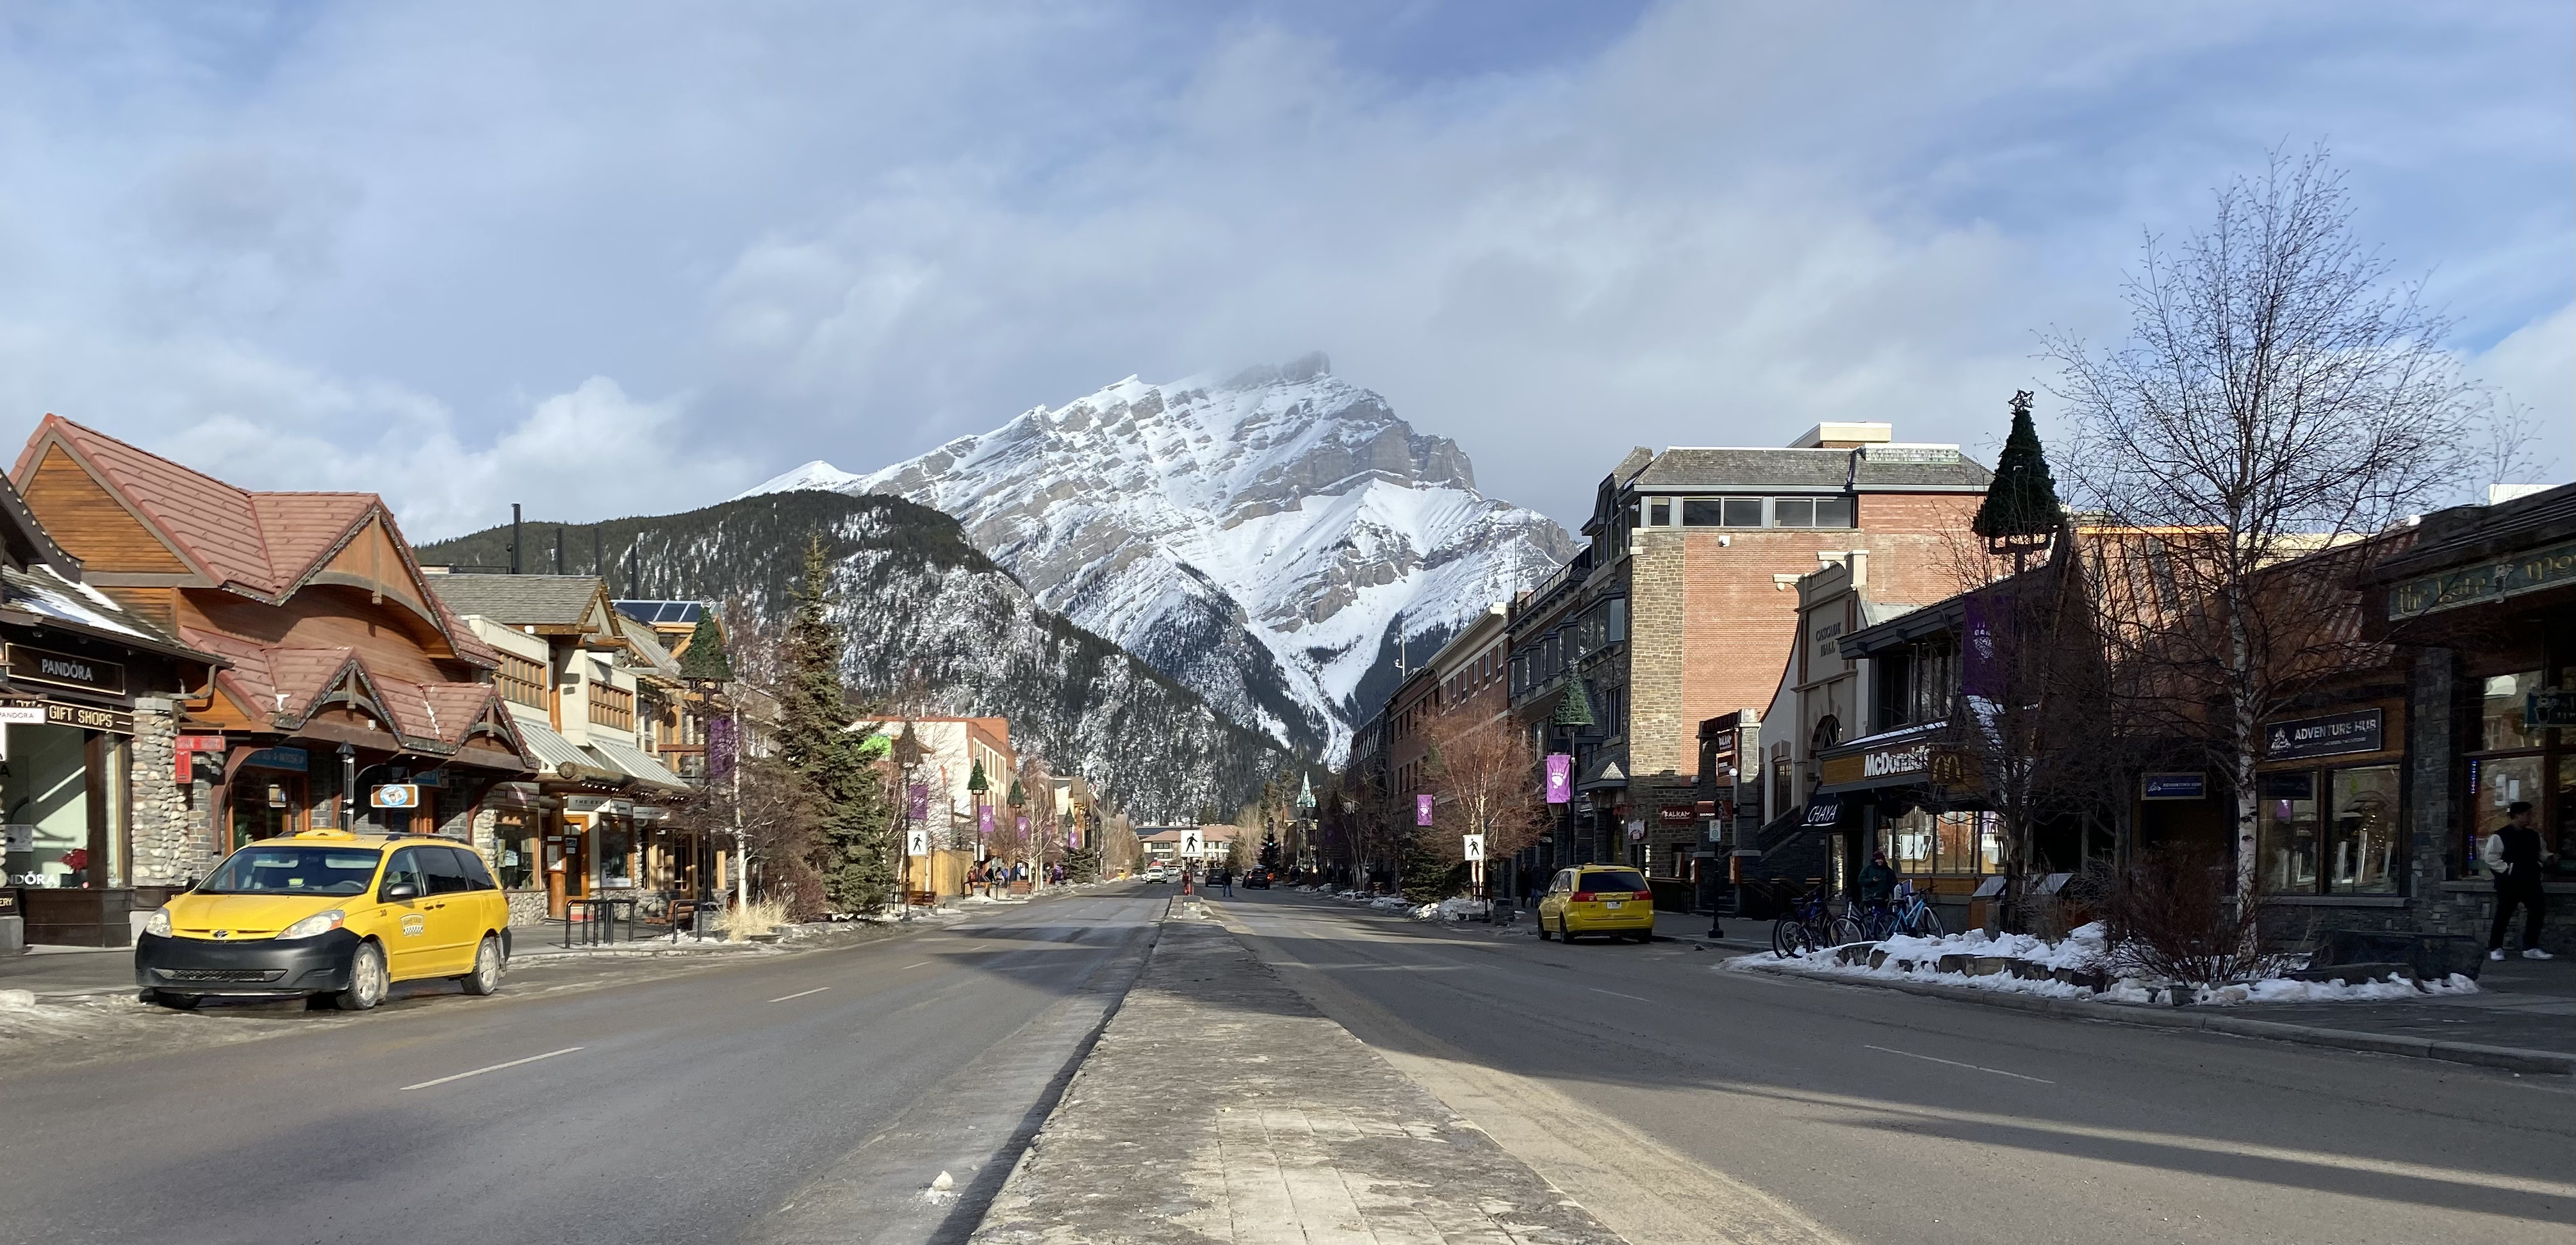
[769,987,832,1002]
[899,961,933,970]
[400,1046,583,1091]
[1864,1044,2055,1084]
[1591,988,1651,1002]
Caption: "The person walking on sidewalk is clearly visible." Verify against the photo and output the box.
[2483,801,2557,961]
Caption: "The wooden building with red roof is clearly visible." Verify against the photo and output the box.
[10,416,535,885]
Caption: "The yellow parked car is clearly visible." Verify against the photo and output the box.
[135,829,512,1011]
[1535,865,1656,943]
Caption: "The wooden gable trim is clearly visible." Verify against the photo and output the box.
[279,505,482,663]
[17,439,202,579]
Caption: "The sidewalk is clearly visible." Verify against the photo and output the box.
[1680,907,2576,1073]
[971,907,1624,1245]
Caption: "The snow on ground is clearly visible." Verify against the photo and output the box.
[1735,922,2481,1007]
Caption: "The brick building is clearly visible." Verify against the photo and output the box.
[1504,423,1990,890]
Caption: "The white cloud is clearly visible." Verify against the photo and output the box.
[0,1,2564,532]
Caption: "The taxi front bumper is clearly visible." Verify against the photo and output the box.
[134,929,361,995]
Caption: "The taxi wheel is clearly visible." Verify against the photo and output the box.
[459,936,505,997]
[332,941,388,1012]
[144,989,202,1010]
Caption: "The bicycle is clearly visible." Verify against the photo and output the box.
[1887,881,1944,938]
[1771,886,1862,958]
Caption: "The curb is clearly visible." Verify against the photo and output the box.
[1737,959,2576,1076]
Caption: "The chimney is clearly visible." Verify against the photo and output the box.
[509,504,523,574]
[1789,422,1893,450]
[1848,548,1868,586]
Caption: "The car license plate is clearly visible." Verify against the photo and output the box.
[1604,900,1623,909]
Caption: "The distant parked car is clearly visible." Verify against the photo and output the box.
[1243,870,1272,889]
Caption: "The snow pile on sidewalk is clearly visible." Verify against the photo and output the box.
[1409,897,1489,922]
[1734,922,2481,1007]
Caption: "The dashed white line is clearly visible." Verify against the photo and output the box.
[1864,1043,2055,1084]
[898,961,933,970]
[400,1046,584,1091]
[768,987,832,1003]
[1591,988,1651,1002]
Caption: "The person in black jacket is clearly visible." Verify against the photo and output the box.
[2484,802,2556,961]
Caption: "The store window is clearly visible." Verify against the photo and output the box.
[2258,772,2318,893]
[1887,808,1998,876]
[2261,764,2402,895]
[1647,498,1671,526]
[493,809,538,889]
[2481,672,2547,751]
[2326,766,2400,894]
[2463,666,2568,878]
[598,822,635,888]
[1773,497,1855,529]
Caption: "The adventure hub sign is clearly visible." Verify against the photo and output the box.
[2264,708,2384,761]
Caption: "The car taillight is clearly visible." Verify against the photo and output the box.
[1573,891,1597,902]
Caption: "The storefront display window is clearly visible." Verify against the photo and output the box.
[2469,754,2544,874]
[2258,772,2319,893]
[494,809,537,889]
[2326,765,2400,894]
[2480,672,2547,752]
[598,822,634,888]
[1885,808,1999,876]
[2,724,90,887]
[2555,758,2576,880]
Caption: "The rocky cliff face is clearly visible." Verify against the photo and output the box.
[744,354,1575,756]
[417,492,1293,821]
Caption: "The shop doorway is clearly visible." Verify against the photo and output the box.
[548,826,588,917]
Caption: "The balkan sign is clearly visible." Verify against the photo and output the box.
[2263,708,2384,761]
[2388,540,2576,620]
[2142,772,2206,801]
[370,784,421,810]
[5,644,126,695]
[1657,806,1697,824]
[1544,753,1571,804]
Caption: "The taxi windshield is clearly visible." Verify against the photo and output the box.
[201,846,382,896]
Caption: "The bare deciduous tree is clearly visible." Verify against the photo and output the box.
[2048,145,2490,897]
[1422,703,1550,878]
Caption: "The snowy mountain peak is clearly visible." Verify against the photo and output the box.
[744,357,1573,756]
[747,459,867,496]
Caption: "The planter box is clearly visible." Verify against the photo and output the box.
[1967,956,2012,977]
[1936,953,1976,974]
[2313,929,2484,982]
[1836,944,1876,966]
[2052,967,2110,992]
[2008,959,2055,980]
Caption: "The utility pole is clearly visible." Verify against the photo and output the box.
[731,705,747,920]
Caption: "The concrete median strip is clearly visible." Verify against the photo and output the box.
[969,907,1627,1244]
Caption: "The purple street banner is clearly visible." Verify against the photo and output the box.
[707,717,736,779]
[1545,753,1572,804]
[978,804,994,836]
[907,783,929,821]
[1415,792,1435,826]
[1017,815,1029,833]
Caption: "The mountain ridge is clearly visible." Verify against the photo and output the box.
[415,491,1295,820]
[743,354,1575,756]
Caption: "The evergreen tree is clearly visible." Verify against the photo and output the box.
[677,614,733,681]
[778,534,896,911]
[1972,390,2066,564]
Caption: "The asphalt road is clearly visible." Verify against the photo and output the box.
[0,888,1166,1245]
[1214,890,2576,1245]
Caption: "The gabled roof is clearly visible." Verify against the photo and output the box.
[428,574,615,628]
[10,416,488,666]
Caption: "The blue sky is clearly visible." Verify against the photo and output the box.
[1,1,2566,537]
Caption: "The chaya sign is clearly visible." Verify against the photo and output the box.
[1416,793,1435,826]
[1544,754,1571,804]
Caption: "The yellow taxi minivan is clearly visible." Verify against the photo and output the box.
[1535,865,1656,943]
[135,829,511,1011]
